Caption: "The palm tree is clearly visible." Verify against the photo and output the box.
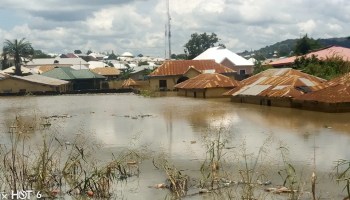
[2,38,34,76]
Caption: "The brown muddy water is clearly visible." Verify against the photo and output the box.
[0,93,350,199]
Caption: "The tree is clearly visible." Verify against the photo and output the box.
[33,50,53,58]
[86,50,93,55]
[119,64,135,79]
[108,51,118,60]
[74,50,82,54]
[184,32,221,59]
[294,34,322,55]
[3,38,34,76]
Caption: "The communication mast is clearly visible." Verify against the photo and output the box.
[166,0,171,59]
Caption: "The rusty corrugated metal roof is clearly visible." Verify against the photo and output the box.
[122,78,139,88]
[174,73,239,89]
[149,60,235,77]
[91,67,121,76]
[295,72,350,103]
[225,68,325,98]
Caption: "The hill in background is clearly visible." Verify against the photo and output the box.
[238,37,350,60]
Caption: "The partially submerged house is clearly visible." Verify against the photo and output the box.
[148,60,235,91]
[226,68,325,107]
[41,67,106,90]
[293,72,350,112]
[0,73,69,94]
[175,73,240,98]
[269,46,350,67]
[194,46,254,79]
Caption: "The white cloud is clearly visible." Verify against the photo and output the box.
[0,0,350,56]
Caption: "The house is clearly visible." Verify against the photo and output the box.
[0,73,69,94]
[91,67,121,80]
[225,68,325,107]
[268,46,350,67]
[1,66,33,75]
[148,60,236,91]
[193,46,254,79]
[26,57,90,69]
[293,72,350,112]
[175,73,240,98]
[129,65,153,81]
[41,67,106,90]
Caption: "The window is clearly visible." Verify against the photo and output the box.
[159,80,167,90]
[239,70,246,75]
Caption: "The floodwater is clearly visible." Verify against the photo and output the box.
[0,93,350,199]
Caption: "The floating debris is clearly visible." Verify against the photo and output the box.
[190,141,196,144]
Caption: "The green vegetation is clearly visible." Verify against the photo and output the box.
[294,34,322,56]
[334,159,350,200]
[2,38,34,76]
[293,54,350,80]
[119,64,135,79]
[184,32,224,59]
[0,115,143,198]
[33,50,53,58]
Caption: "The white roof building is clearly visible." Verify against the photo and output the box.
[194,46,254,66]
[194,46,255,77]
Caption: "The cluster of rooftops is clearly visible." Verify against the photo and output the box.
[0,45,350,112]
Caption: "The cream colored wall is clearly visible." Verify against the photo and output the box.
[220,59,254,75]
[205,88,231,98]
[149,77,178,91]
[177,88,230,98]
[184,69,201,78]
[0,78,66,93]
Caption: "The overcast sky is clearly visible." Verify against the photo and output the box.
[0,0,349,57]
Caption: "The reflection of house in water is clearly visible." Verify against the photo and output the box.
[148,60,236,91]
[175,73,240,98]
[294,72,350,112]
[225,68,325,107]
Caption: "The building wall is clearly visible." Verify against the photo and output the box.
[177,88,231,98]
[0,78,68,93]
[292,100,350,113]
[149,76,179,91]
[184,69,201,78]
[220,59,254,75]
[231,95,292,107]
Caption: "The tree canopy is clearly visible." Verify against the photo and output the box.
[293,55,350,80]
[294,34,322,55]
[2,38,34,76]
[184,32,222,59]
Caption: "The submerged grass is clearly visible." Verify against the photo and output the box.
[0,114,143,198]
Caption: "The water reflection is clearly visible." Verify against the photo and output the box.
[0,94,350,175]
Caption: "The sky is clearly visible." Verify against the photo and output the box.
[0,0,349,57]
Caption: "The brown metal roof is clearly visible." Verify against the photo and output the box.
[174,73,240,89]
[122,78,139,88]
[149,60,235,77]
[295,72,350,103]
[225,68,325,98]
[91,67,121,76]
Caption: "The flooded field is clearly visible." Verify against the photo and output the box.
[0,93,350,199]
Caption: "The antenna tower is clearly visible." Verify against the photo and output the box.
[166,0,171,59]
